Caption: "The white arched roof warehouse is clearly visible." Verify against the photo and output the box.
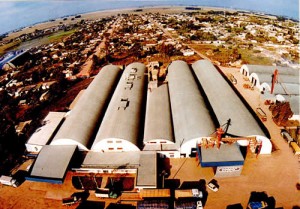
[143,83,174,144]
[168,60,216,157]
[192,60,269,143]
[91,62,147,152]
[51,65,121,151]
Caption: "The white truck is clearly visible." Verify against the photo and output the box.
[0,175,19,187]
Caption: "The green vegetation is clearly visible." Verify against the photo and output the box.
[190,44,274,65]
[239,49,273,65]
[47,29,77,43]
[0,40,21,56]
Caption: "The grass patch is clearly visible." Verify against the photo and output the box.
[0,40,21,56]
[190,44,274,65]
[47,29,77,43]
[239,49,273,65]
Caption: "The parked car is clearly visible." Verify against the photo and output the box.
[192,188,203,198]
[207,179,219,192]
[197,200,203,209]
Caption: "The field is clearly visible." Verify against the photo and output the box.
[0,40,21,56]
[47,29,77,43]
[189,44,273,66]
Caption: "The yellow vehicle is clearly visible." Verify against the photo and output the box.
[290,142,300,155]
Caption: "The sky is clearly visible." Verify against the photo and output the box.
[0,0,299,35]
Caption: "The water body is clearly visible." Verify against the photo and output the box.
[0,0,299,35]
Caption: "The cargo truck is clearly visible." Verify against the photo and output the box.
[0,175,19,187]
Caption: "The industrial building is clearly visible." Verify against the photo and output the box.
[192,60,271,155]
[143,83,178,158]
[91,62,147,152]
[168,60,216,157]
[240,64,300,122]
[240,64,299,155]
[28,60,273,185]
[25,111,66,153]
[27,145,78,184]
[51,65,121,150]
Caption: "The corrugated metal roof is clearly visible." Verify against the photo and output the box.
[82,152,140,168]
[255,73,300,84]
[136,152,157,188]
[26,112,65,146]
[168,60,215,145]
[200,143,244,167]
[243,64,299,76]
[91,62,146,151]
[51,65,121,150]
[192,60,266,137]
[270,83,300,95]
[144,84,174,143]
[30,145,77,181]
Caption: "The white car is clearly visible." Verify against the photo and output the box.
[207,179,219,192]
[192,188,203,198]
[197,200,203,209]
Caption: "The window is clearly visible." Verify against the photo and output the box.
[116,140,122,143]
[107,140,113,143]
[108,147,114,150]
[117,147,123,150]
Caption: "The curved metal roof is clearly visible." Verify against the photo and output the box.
[143,84,174,143]
[269,83,300,95]
[242,64,299,76]
[51,65,121,150]
[192,60,266,137]
[91,62,147,151]
[168,60,215,144]
[252,73,300,85]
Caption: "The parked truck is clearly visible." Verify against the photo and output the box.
[0,175,19,187]
[175,189,203,199]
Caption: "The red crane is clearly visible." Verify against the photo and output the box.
[271,69,278,94]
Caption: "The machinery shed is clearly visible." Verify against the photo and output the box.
[91,62,147,152]
[192,60,267,138]
[200,144,244,167]
[199,143,244,177]
[25,112,65,153]
[80,151,157,189]
[168,60,215,157]
[51,65,121,151]
[27,145,77,184]
[144,83,174,144]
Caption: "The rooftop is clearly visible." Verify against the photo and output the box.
[29,145,77,183]
[200,143,244,167]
